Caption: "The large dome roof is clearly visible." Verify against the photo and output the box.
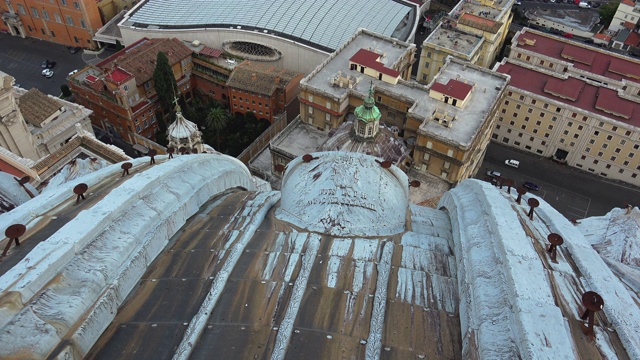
[276,151,408,236]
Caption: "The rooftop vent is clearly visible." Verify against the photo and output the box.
[192,40,201,47]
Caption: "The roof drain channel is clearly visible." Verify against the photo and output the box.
[270,232,322,360]
[365,240,394,358]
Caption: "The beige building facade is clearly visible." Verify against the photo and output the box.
[493,29,640,185]
[1,71,94,162]
[295,29,509,184]
[417,0,514,84]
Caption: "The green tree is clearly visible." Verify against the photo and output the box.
[60,84,71,97]
[152,51,177,133]
[205,107,229,150]
[599,2,619,28]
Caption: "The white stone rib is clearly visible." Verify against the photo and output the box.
[173,191,280,360]
[0,155,255,358]
[365,240,394,359]
[270,233,321,360]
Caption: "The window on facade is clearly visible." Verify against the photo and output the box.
[612,126,618,132]
[635,144,640,150]
[533,129,538,134]
[606,135,613,141]
[619,169,624,174]
[593,159,599,164]
[501,109,506,114]
[585,147,591,153]
[611,156,617,161]
[17,4,26,14]
[61,0,67,5]
[513,113,518,118]
[525,145,532,150]
[27,25,32,32]
[594,131,600,136]
[625,130,632,136]
[624,160,630,166]
[42,10,50,20]
[559,138,565,143]
[80,19,86,29]
[547,125,553,130]
[597,151,603,157]
[527,108,533,114]
[524,116,529,122]
[31,7,39,17]
[427,51,432,58]
[507,129,512,133]
[505,100,510,106]
[606,164,612,169]
[520,125,526,130]
[535,120,541,126]
[602,143,608,149]
[563,130,569,135]
[509,120,515,126]
[614,148,621,153]
[629,153,635,158]
[598,121,605,127]
[539,60,545,66]
[544,133,550,138]
[519,95,525,101]
[426,141,432,149]
[51,31,55,37]
[66,16,74,25]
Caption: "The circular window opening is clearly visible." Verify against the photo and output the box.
[223,41,281,61]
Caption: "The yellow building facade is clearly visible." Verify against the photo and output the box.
[493,29,640,186]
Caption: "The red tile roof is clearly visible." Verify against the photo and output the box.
[516,30,640,84]
[85,74,98,83]
[200,47,223,58]
[0,159,26,178]
[625,31,640,47]
[431,78,473,100]
[105,67,133,84]
[543,77,584,100]
[97,38,192,84]
[624,21,636,30]
[622,0,634,6]
[349,49,401,78]
[497,62,640,126]
[594,33,612,42]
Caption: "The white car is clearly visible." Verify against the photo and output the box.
[505,159,520,168]
[42,69,54,78]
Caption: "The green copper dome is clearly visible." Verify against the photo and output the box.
[354,84,381,123]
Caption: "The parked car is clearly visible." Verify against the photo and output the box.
[563,32,573,38]
[487,170,502,178]
[592,2,601,7]
[505,159,520,168]
[41,69,54,78]
[67,46,81,54]
[41,60,56,69]
[523,181,540,191]
[584,39,595,44]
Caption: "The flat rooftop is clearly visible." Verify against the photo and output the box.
[424,27,483,57]
[497,60,640,128]
[514,29,640,84]
[304,31,509,147]
[123,0,418,52]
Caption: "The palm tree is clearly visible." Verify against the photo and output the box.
[205,107,229,150]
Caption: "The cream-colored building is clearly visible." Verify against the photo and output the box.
[291,29,509,184]
[493,28,640,185]
[417,0,514,84]
[0,71,94,162]
[609,0,640,33]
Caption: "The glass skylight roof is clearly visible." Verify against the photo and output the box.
[127,0,414,50]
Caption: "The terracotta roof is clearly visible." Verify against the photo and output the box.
[497,61,640,127]
[515,29,640,84]
[105,67,134,84]
[349,49,401,78]
[622,0,635,6]
[200,47,223,58]
[543,77,584,100]
[624,21,636,30]
[458,13,501,34]
[226,61,302,95]
[561,46,595,65]
[430,79,473,100]
[97,38,192,84]
[625,31,640,47]
[594,33,612,42]
[17,89,62,128]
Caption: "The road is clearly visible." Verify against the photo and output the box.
[0,33,113,96]
[477,142,640,219]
